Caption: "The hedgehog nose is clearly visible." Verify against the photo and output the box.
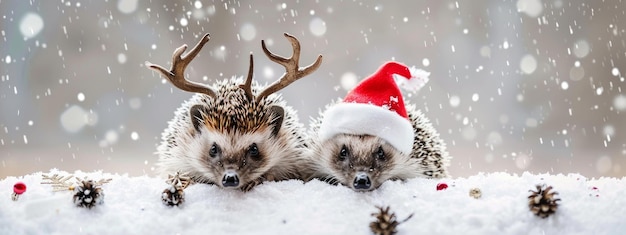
[222,172,239,187]
[353,173,372,190]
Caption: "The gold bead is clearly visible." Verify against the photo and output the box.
[469,188,482,199]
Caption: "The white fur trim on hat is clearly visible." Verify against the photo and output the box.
[318,103,414,154]
[394,66,430,93]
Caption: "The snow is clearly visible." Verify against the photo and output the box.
[77,93,85,102]
[1,170,625,234]
[561,81,569,90]
[179,18,189,27]
[130,132,139,141]
[194,1,203,9]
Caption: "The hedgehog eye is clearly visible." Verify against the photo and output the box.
[376,146,385,161]
[338,145,348,161]
[209,143,220,158]
[248,143,260,159]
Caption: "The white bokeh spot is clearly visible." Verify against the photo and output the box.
[573,40,590,58]
[117,0,138,14]
[340,72,358,91]
[309,17,327,37]
[613,95,626,111]
[20,12,44,40]
[240,23,256,41]
[516,0,543,18]
[449,95,460,108]
[60,105,88,133]
[520,54,537,74]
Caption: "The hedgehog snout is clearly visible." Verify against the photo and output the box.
[353,172,372,191]
[222,170,240,187]
[223,156,239,165]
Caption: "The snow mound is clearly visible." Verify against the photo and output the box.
[1,170,624,234]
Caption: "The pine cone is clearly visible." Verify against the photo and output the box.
[73,180,104,209]
[528,184,560,218]
[370,206,413,235]
[162,172,191,206]
[162,185,185,206]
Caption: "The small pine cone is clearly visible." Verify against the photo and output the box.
[73,180,104,209]
[370,206,413,235]
[528,184,561,218]
[162,172,190,206]
[162,185,185,206]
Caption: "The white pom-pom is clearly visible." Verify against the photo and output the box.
[394,66,430,93]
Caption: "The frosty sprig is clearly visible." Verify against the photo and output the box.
[41,173,75,192]
[41,173,112,209]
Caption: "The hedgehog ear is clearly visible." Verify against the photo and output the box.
[190,105,207,133]
[269,105,284,137]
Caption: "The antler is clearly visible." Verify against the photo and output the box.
[146,33,217,98]
[238,54,255,101]
[256,33,323,102]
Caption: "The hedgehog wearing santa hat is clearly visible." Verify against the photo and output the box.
[306,61,450,191]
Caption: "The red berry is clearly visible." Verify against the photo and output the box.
[13,182,27,195]
[436,183,448,191]
[590,187,599,197]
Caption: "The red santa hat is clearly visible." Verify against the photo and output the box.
[318,61,430,154]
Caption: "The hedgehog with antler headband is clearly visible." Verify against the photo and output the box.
[146,33,322,191]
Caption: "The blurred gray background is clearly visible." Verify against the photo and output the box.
[1,0,625,178]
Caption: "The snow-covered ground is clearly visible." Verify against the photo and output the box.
[1,170,624,234]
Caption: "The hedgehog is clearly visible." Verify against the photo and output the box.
[305,61,450,191]
[146,33,322,191]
